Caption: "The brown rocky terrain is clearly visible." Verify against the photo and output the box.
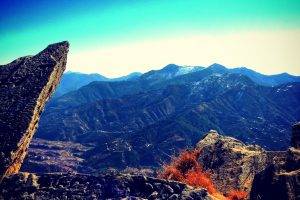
[0,172,212,200]
[21,138,94,174]
[18,130,297,200]
[0,41,69,181]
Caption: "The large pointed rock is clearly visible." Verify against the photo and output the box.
[0,41,69,181]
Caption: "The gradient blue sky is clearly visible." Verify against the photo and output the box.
[1,0,300,77]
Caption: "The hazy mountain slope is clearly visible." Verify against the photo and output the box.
[46,64,233,109]
[266,83,300,119]
[141,64,204,83]
[53,71,142,98]
[35,64,300,169]
[76,76,300,169]
[37,74,300,151]
[230,67,300,86]
[157,63,300,88]
[47,80,147,109]
[111,72,142,81]
[38,84,189,140]
[51,64,202,99]
[52,63,300,100]
[53,72,108,97]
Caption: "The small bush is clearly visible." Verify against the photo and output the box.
[158,149,247,200]
[185,170,216,194]
[158,150,220,196]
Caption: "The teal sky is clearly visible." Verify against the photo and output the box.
[1,0,300,77]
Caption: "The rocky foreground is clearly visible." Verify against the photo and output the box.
[1,127,298,200]
[0,172,211,200]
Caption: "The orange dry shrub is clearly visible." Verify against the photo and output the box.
[158,149,247,200]
[158,150,220,196]
[227,190,248,200]
[160,166,184,182]
[185,170,217,194]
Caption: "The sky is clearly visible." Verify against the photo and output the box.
[0,0,300,77]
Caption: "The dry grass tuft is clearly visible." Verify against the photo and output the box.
[158,149,247,200]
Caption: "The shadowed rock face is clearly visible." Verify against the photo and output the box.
[250,148,300,200]
[250,122,300,200]
[0,41,69,180]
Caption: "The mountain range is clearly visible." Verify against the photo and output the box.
[54,63,300,98]
[53,71,142,97]
[49,63,300,108]
[34,63,300,170]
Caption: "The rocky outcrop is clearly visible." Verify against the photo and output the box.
[0,41,69,181]
[0,172,212,200]
[196,130,276,193]
[250,122,300,200]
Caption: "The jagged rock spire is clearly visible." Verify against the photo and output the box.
[0,41,69,181]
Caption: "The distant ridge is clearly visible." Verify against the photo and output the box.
[54,71,142,97]
[230,66,300,86]
[53,72,108,98]
[54,63,300,98]
[39,63,300,151]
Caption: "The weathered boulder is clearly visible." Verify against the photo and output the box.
[0,41,69,181]
[196,130,272,193]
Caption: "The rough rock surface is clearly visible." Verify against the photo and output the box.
[0,172,212,200]
[0,41,69,180]
[250,122,300,200]
[196,130,284,193]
